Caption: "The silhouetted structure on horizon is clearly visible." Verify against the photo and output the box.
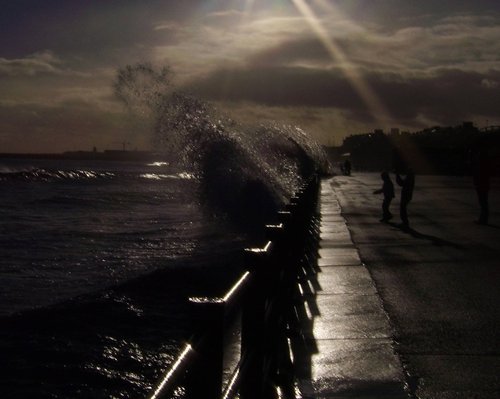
[326,122,500,176]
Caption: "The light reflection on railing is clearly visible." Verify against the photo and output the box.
[223,272,250,303]
[146,175,320,399]
[149,343,194,399]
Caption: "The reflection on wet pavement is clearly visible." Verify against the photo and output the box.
[292,178,408,398]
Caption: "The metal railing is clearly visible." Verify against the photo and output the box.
[147,175,320,399]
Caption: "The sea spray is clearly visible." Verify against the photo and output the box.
[115,63,331,229]
[0,64,332,399]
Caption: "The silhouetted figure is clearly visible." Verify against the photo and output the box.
[342,159,351,175]
[373,171,395,222]
[396,171,415,228]
[471,146,490,224]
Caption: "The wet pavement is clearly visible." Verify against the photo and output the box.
[293,179,408,398]
[306,173,500,399]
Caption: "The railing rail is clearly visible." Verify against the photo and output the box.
[147,175,320,399]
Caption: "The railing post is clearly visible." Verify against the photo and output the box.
[240,243,274,399]
[186,298,226,399]
[265,222,295,395]
[146,175,322,399]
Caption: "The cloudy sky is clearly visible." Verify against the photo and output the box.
[1,0,499,152]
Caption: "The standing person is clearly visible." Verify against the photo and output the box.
[373,171,395,222]
[396,170,415,229]
[471,145,490,224]
[343,159,351,175]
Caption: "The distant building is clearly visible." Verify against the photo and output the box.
[480,125,500,132]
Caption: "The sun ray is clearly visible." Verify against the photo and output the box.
[290,0,392,126]
[290,0,435,173]
[243,0,256,15]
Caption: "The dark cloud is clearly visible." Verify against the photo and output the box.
[0,51,88,77]
[0,1,198,67]
[202,10,245,28]
[248,38,331,67]
[0,101,148,153]
[371,69,500,121]
[1,0,499,150]
[337,0,500,28]
[189,67,357,107]
[188,65,500,126]
[246,15,500,75]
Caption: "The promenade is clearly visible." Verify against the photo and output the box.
[293,178,408,398]
[294,174,499,398]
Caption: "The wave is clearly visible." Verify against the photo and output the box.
[0,168,115,182]
[0,167,198,183]
[139,171,196,180]
[115,63,332,231]
[1,64,334,399]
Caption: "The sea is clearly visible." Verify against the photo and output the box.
[0,157,252,399]
[1,67,332,397]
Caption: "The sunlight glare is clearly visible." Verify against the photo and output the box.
[243,0,256,15]
[291,0,392,126]
[291,0,434,172]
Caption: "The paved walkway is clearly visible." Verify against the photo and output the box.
[294,178,409,398]
[328,173,500,399]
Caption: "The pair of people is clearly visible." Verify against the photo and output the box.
[373,170,415,228]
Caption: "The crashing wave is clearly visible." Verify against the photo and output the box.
[0,168,115,182]
[115,63,331,230]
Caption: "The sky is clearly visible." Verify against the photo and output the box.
[1,0,499,152]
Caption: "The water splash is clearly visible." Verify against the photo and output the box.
[115,63,331,229]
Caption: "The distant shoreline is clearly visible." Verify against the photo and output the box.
[0,150,162,162]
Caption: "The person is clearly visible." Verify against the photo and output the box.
[373,171,395,222]
[343,159,351,175]
[396,170,415,229]
[471,145,490,224]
